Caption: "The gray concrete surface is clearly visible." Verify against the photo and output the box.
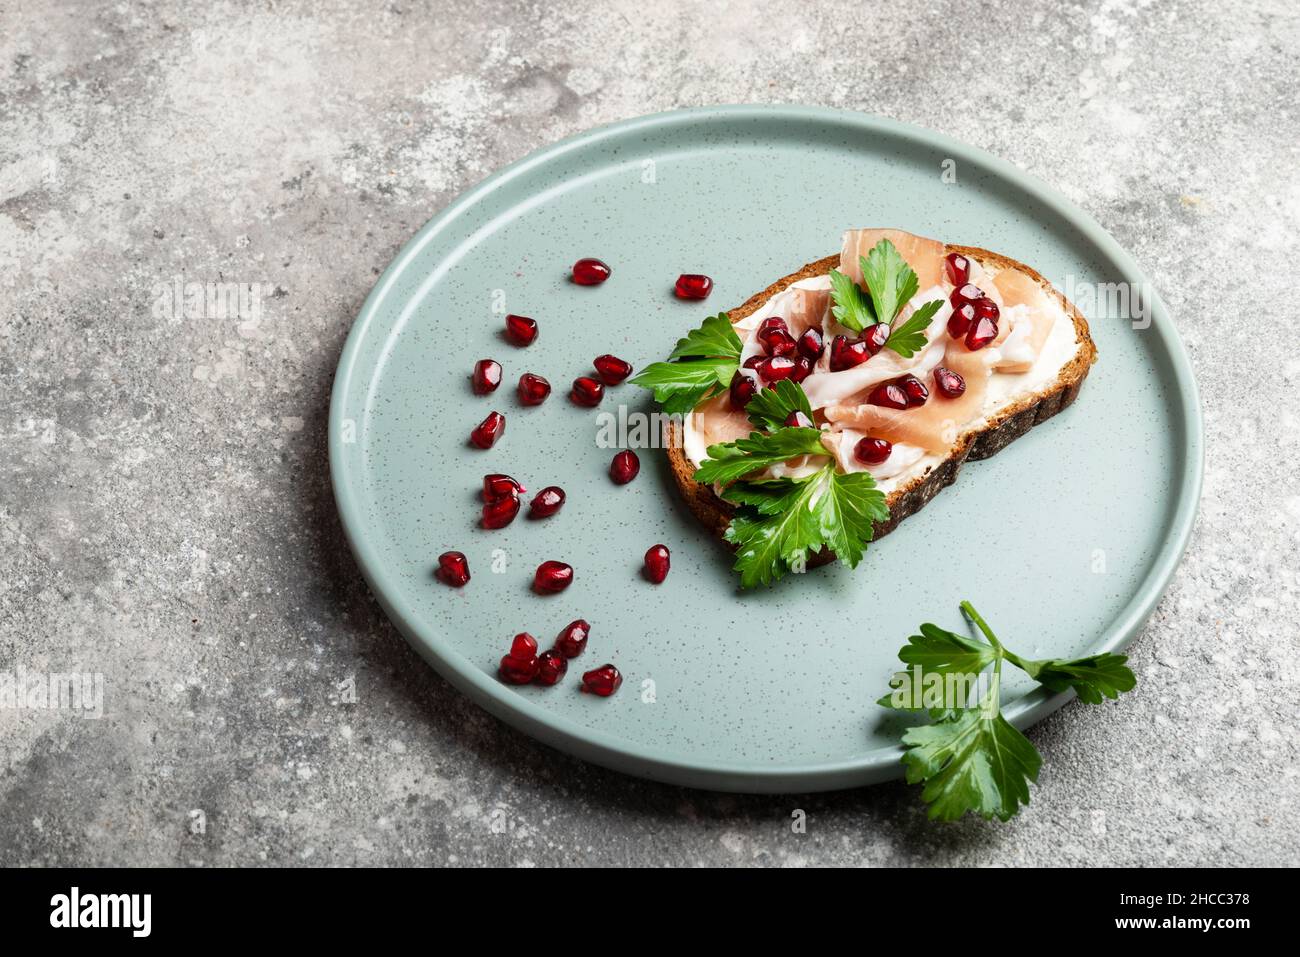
[2,0,1298,867]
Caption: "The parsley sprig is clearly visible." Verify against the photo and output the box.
[828,238,943,357]
[629,313,741,415]
[693,397,888,587]
[880,601,1137,821]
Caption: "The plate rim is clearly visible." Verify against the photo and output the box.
[328,105,1204,793]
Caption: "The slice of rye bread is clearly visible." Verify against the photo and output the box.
[664,244,1098,564]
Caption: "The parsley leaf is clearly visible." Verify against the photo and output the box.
[1014,653,1137,704]
[858,239,920,325]
[631,313,742,415]
[744,379,814,432]
[884,300,942,358]
[718,467,887,588]
[901,698,1042,822]
[668,313,742,361]
[829,268,875,333]
[692,427,827,486]
[881,601,1139,822]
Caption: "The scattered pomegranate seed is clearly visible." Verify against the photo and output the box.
[534,560,574,594]
[949,283,984,308]
[610,450,640,484]
[729,371,757,411]
[593,354,633,386]
[518,372,551,406]
[581,664,623,697]
[863,323,890,355]
[505,314,538,346]
[899,373,929,408]
[868,381,909,410]
[784,410,814,428]
[944,252,970,286]
[854,436,893,465]
[973,297,1000,322]
[791,356,813,382]
[483,473,526,501]
[555,619,589,658]
[756,355,796,382]
[534,649,568,686]
[966,316,999,350]
[571,376,604,406]
[436,551,470,587]
[743,355,765,370]
[933,366,966,398]
[472,359,502,395]
[797,328,824,360]
[529,486,565,517]
[499,632,539,685]
[643,544,670,584]
[674,273,713,300]
[947,302,976,339]
[572,258,611,286]
[470,411,505,449]
[482,493,521,529]
[829,335,870,371]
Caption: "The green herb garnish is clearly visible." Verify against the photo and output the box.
[828,238,943,356]
[880,601,1137,821]
[629,313,741,415]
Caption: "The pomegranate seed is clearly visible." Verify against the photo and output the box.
[784,410,814,428]
[483,473,526,501]
[593,354,633,386]
[868,381,909,410]
[973,297,1000,322]
[756,355,796,382]
[610,450,640,484]
[509,632,539,659]
[470,411,505,449]
[517,372,551,405]
[743,355,765,370]
[947,302,976,338]
[829,335,870,371]
[729,371,757,411]
[481,493,520,529]
[555,619,589,658]
[505,313,538,346]
[944,252,970,286]
[499,632,540,685]
[643,544,670,584]
[472,359,502,395]
[854,436,893,465]
[572,258,611,286]
[674,274,713,300]
[533,560,573,594]
[966,316,999,350]
[899,373,929,407]
[436,551,470,587]
[529,485,565,518]
[863,323,890,355]
[757,318,796,356]
[797,327,824,360]
[933,366,966,398]
[791,356,813,382]
[534,649,568,686]
[571,376,604,406]
[949,283,984,308]
[581,664,622,697]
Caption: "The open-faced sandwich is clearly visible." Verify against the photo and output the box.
[633,228,1097,587]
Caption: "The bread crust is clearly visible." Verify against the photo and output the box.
[664,245,1098,564]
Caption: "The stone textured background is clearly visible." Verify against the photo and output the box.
[2,0,1297,866]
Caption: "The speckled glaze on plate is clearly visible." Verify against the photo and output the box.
[328,106,1202,793]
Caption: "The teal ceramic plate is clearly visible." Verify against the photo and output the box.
[329,106,1202,793]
